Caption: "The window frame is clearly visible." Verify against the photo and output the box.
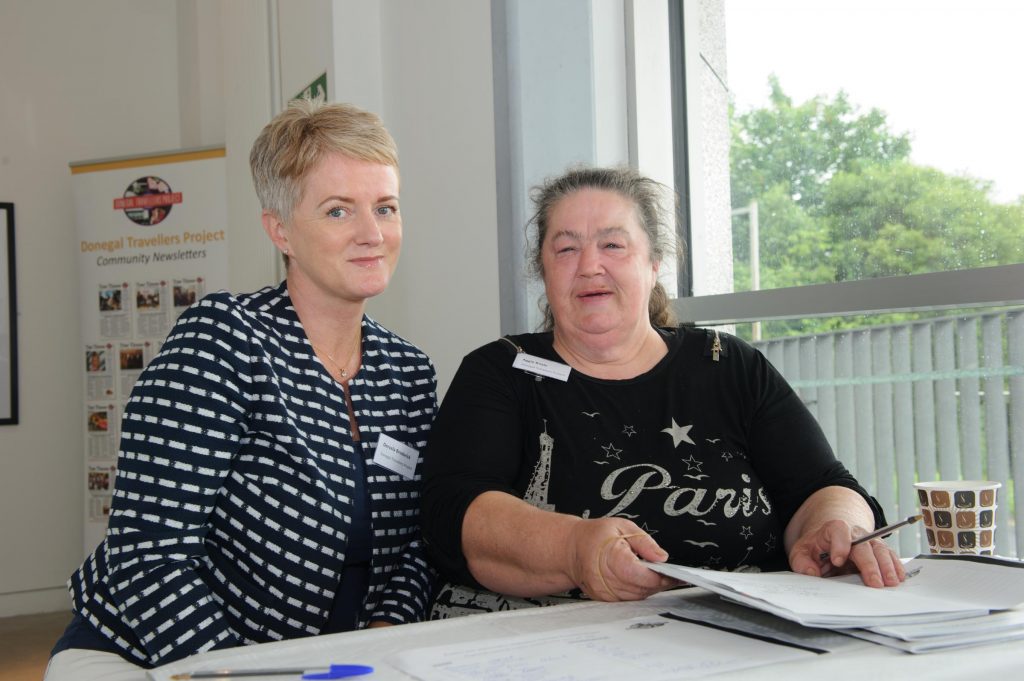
[668,1,1024,327]
[674,264,1024,326]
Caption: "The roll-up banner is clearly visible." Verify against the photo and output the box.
[70,147,229,554]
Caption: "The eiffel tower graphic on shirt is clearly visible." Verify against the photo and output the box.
[524,419,556,511]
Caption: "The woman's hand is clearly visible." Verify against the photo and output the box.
[788,518,906,587]
[566,518,676,601]
[463,492,676,600]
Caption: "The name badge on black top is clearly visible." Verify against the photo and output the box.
[512,352,572,382]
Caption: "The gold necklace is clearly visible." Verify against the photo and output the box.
[312,336,360,381]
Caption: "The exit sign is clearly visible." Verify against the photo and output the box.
[294,72,327,102]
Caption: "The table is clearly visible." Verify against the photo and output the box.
[149,589,1024,680]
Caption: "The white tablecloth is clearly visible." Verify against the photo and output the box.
[149,589,1024,680]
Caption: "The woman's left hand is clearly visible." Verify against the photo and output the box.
[788,518,906,588]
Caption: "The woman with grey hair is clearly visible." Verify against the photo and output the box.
[46,99,437,678]
[423,165,900,618]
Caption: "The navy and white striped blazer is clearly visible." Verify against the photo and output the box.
[68,283,437,666]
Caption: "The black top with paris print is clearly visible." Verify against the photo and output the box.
[422,326,883,587]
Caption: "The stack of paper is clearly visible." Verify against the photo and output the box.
[847,609,1024,652]
[647,554,1024,652]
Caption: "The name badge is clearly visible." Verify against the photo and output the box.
[372,433,419,479]
[512,352,572,382]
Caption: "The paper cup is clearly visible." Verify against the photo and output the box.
[914,480,1000,555]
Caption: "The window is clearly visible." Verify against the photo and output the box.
[671,0,1024,556]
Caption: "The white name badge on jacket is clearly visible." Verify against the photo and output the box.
[373,433,419,479]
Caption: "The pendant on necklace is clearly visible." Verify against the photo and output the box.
[312,341,357,381]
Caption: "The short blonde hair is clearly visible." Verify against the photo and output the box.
[249,99,399,221]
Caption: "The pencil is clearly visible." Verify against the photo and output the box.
[818,514,922,561]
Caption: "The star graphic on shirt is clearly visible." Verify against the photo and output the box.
[740,526,753,539]
[639,521,658,536]
[680,455,703,473]
[661,419,695,448]
[764,533,777,551]
[602,442,622,460]
[622,424,637,438]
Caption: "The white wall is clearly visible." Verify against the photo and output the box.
[217,0,278,296]
[369,0,501,392]
[0,0,184,616]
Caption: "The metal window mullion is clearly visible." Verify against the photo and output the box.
[835,332,857,477]
[765,340,784,375]
[1007,311,1024,555]
[871,329,896,530]
[957,318,983,480]
[816,335,837,452]
[800,337,819,421]
[783,337,803,410]
[853,331,877,497]
[912,324,938,486]
[892,326,918,555]
[934,321,961,479]
[982,314,1013,556]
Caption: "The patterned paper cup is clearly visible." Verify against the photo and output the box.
[914,480,1001,555]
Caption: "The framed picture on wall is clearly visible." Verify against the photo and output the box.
[0,202,17,425]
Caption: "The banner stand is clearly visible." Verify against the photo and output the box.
[70,147,229,555]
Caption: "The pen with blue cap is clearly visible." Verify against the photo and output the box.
[169,664,373,680]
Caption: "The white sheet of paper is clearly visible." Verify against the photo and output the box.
[667,592,861,652]
[844,626,1024,653]
[392,615,814,681]
[649,563,971,619]
[867,608,1024,641]
[646,556,1024,627]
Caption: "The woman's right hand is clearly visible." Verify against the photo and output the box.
[566,517,677,601]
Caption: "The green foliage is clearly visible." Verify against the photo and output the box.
[826,162,1023,279]
[730,77,1024,339]
[731,75,911,213]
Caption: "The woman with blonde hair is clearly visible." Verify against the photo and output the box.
[47,99,437,678]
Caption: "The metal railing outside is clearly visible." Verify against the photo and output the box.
[752,308,1024,558]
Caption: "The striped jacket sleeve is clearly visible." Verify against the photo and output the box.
[98,297,254,664]
[370,539,435,624]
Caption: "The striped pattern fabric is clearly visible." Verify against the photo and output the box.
[68,283,437,666]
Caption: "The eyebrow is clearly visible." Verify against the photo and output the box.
[550,226,629,240]
[316,194,400,208]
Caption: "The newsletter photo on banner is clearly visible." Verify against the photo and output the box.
[70,147,229,554]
